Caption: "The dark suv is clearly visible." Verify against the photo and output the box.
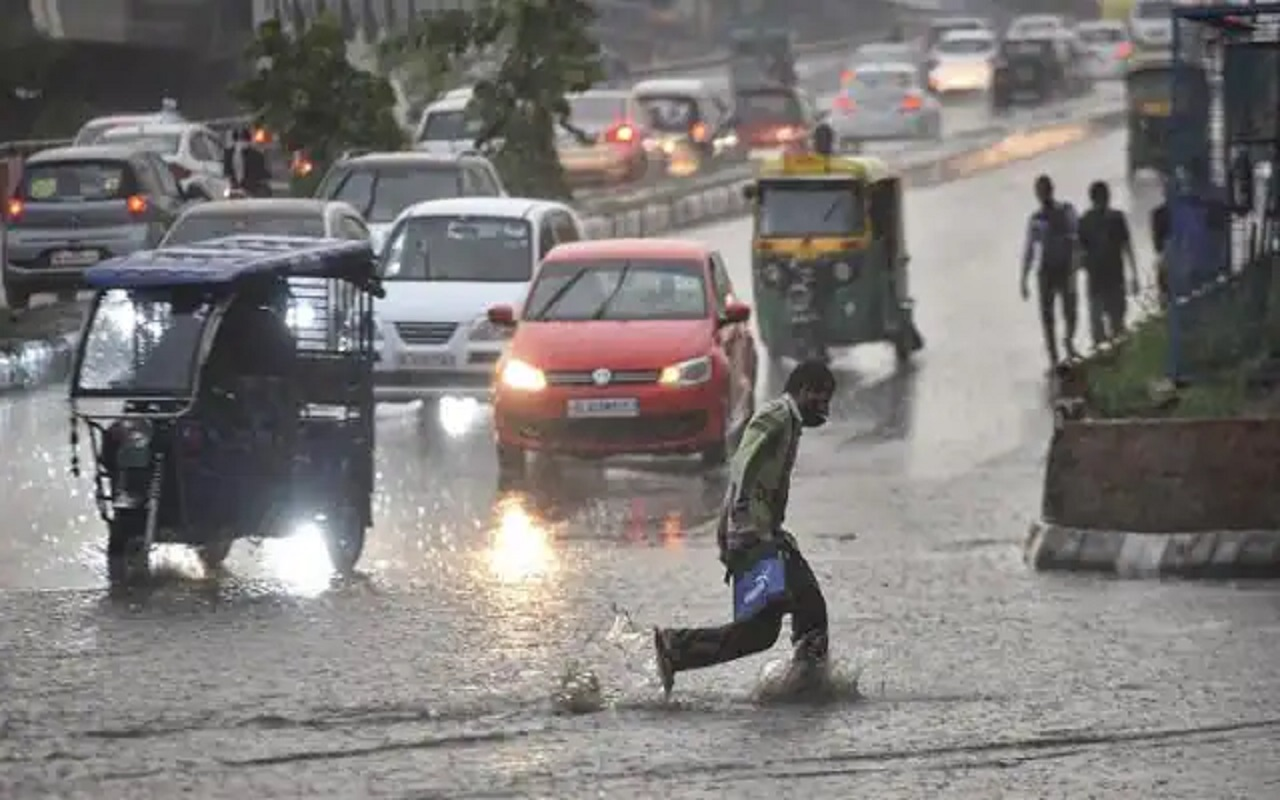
[313,151,506,252]
[2,145,190,309]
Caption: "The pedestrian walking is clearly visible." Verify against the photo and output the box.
[1020,174,1081,367]
[1077,180,1139,347]
[653,360,836,697]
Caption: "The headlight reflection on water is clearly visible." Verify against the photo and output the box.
[261,521,336,597]
[486,496,557,584]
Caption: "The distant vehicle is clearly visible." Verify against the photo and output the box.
[730,85,816,161]
[373,197,585,404]
[558,89,652,187]
[992,33,1090,111]
[829,62,943,147]
[847,42,929,86]
[159,199,369,248]
[312,151,506,253]
[413,88,482,154]
[1129,0,1173,51]
[631,78,739,170]
[928,29,998,94]
[486,237,758,473]
[2,145,193,310]
[1075,20,1133,79]
[727,26,798,92]
[1006,14,1071,39]
[925,16,993,51]
[98,122,230,200]
[72,108,187,146]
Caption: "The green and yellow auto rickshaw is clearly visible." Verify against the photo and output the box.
[742,133,923,364]
[1125,54,1209,180]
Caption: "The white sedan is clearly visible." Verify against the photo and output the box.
[928,30,997,94]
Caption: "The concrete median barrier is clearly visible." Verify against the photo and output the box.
[1026,418,1280,578]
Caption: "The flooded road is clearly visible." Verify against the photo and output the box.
[2,131,1279,799]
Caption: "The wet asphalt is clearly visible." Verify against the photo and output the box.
[2,121,1279,797]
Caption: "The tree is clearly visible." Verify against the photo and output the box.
[384,0,603,200]
[233,14,404,192]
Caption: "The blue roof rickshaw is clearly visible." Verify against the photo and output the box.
[68,236,384,583]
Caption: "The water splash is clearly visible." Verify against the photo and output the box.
[749,652,867,705]
[549,604,656,714]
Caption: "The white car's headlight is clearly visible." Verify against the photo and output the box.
[500,358,546,391]
[469,315,512,342]
[659,355,712,387]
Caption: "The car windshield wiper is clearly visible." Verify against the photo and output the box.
[529,268,588,320]
[590,265,631,320]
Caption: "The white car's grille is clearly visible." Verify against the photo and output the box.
[395,322,457,345]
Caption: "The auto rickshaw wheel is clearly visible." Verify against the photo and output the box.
[106,508,149,583]
[324,509,365,575]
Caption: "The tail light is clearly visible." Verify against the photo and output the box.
[775,126,801,142]
[606,122,635,143]
[252,127,272,145]
[291,151,314,178]
[690,122,708,142]
[126,195,147,215]
[1115,41,1133,59]
[840,69,855,85]
[901,94,923,112]
[168,162,191,181]
[4,197,23,221]
[836,95,856,113]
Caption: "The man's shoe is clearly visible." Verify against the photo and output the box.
[653,627,676,697]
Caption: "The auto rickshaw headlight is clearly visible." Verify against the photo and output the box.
[659,355,712,387]
[833,261,854,283]
[764,262,787,286]
[114,420,154,467]
[500,359,547,391]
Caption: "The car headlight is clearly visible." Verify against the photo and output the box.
[500,359,546,391]
[469,315,512,342]
[659,355,712,387]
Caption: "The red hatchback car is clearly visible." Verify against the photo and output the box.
[487,238,758,473]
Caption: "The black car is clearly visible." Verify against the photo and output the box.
[992,36,1067,110]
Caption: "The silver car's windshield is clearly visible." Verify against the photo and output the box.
[76,290,213,395]
[382,215,532,282]
[162,213,327,246]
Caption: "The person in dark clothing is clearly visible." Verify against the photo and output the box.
[223,127,271,197]
[653,360,836,697]
[1020,174,1080,367]
[1151,200,1172,304]
[1077,181,1138,347]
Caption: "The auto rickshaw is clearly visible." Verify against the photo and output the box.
[1125,54,1210,180]
[68,236,384,583]
[741,124,923,364]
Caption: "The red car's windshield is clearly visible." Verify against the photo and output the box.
[525,259,707,321]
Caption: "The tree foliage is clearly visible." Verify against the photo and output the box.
[384,0,603,200]
[233,14,404,186]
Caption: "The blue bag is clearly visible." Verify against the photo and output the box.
[732,553,787,621]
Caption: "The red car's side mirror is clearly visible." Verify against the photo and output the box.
[487,304,516,326]
[722,301,751,325]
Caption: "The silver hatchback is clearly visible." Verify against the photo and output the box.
[3,145,189,309]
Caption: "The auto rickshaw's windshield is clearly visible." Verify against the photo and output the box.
[382,215,533,282]
[757,180,865,238]
[76,289,214,395]
[524,259,707,321]
[636,96,699,133]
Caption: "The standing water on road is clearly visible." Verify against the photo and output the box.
[2,131,1279,798]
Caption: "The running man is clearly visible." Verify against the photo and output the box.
[653,360,836,697]
[1020,175,1081,367]
[1077,180,1139,346]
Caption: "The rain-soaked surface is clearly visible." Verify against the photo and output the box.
[3,129,1280,798]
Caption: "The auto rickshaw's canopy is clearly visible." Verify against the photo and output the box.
[83,236,378,290]
[755,153,892,182]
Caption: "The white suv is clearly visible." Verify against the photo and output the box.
[373,197,586,402]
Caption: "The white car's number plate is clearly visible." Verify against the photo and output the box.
[566,398,639,418]
[402,352,456,368]
[50,249,101,267]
